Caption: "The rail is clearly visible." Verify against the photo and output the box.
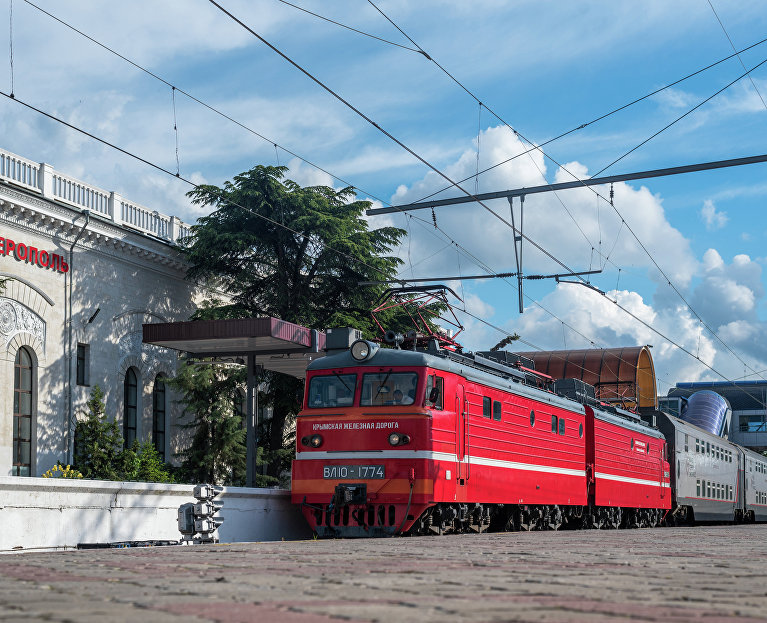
[0,147,190,244]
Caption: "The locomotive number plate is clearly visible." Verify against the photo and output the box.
[323,465,385,479]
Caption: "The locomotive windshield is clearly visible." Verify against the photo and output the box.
[360,371,419,407]
[307,373,356,408]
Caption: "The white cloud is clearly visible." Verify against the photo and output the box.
[700,199,728,230]
[652,88,699,109]
[690,251,764,329]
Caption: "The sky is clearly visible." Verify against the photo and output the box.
[1,0,766,394]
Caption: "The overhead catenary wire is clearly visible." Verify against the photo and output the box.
[206,0,593,286]
[368,1,767,382]
[22,0,767,302]
[14,0,584,343]
[0,87,687,397]
[8,0,13,97]
[366,0,763,223]
[0,89,391,281]
[360,0,767,383]
[706,0,767,113]
[5,7,753,393]
[210,1,767,388]
[390,202,687,392]
[409,34,767,205]
[18,0,390,208]
[171,86,180,176]
[591,55,767,178]
[276,0,421,53]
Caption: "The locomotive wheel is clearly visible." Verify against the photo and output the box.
[548,505,563,531]
[585,508,602,530]
[520,508,534,531]
[504,509,521,532]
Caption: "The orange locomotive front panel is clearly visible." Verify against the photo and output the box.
[292,408,437,537]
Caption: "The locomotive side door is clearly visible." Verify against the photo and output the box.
[455,383,466,484]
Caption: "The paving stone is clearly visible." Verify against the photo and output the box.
[2,525,767,621]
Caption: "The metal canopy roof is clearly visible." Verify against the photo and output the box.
[516,346,658,410]
[142,317,326,379]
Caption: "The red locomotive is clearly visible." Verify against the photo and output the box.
[291,325,671,537]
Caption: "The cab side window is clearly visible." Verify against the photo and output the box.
[425,374,444,410]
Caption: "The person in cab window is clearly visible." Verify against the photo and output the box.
[394,389,413,405]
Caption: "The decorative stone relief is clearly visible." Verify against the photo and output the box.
[118,329,175,371]
[0,297,46,352]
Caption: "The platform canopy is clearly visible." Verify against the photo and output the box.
[142,317,325,379]
[516,346,657,410]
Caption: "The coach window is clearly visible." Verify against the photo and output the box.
[630,438,634,450]
[13,346,36,477]
[493,400,502,421]
[684,434,688,452]
[558,418,565,435]
[530,409,535,427]
[696,480,701,496]
[706,441,710,456]
[579,423,583,438]
[124,367,138,447]
[551,415,558,433]
[482,397,491,418]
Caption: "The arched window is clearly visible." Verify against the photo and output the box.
[152,375,166,461]
[124,368,138,447]
[13,347,35,476]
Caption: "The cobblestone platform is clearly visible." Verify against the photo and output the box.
[2,525,767,622]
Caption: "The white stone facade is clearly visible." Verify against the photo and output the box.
[0,147,202,476]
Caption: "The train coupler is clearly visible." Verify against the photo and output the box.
[332,483,367,508]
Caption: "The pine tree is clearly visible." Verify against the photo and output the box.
[181,165,423,478]
[169,360,246,485]
[73,385,123,480]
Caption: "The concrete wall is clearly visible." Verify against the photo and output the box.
[0,477,312,552]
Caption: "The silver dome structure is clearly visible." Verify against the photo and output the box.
[681,390,732,438]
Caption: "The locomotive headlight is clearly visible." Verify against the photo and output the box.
[351,339,379,361]
[302,434,324,448]
[388,432,410,446]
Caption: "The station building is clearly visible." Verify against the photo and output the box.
[0,147,201,476]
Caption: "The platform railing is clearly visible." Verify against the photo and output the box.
[0,147,190,244]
